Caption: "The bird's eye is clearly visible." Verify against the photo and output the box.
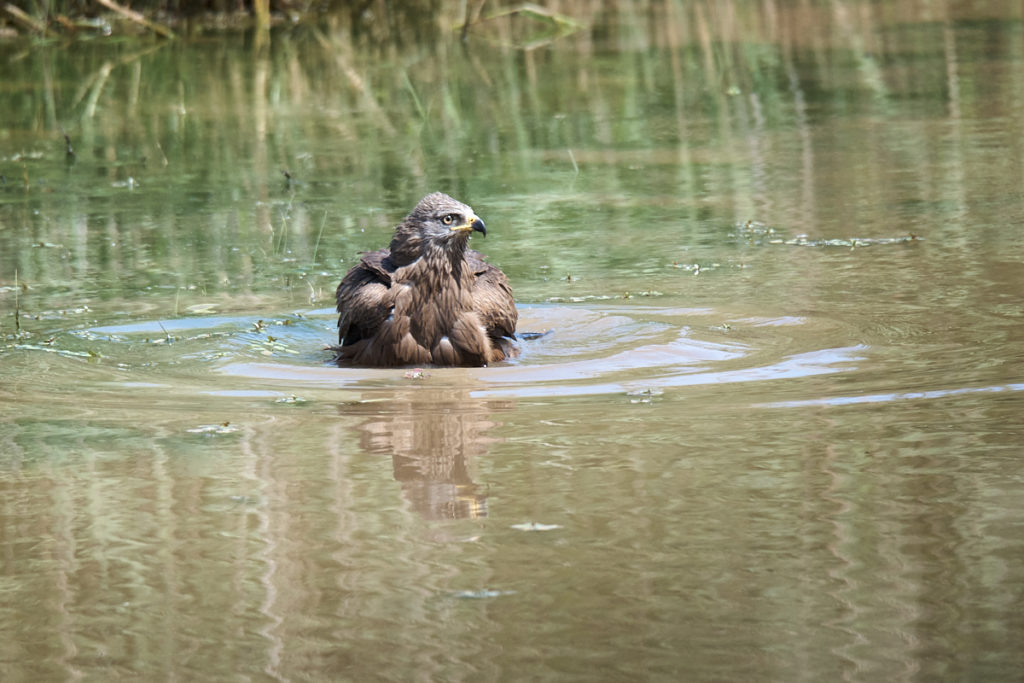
[442,214,457,225]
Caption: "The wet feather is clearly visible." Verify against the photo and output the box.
[335,193,518,367]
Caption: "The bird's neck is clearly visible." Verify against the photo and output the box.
[391,235,471,282]
[422,239,469,283]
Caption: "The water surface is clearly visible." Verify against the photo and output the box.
[2,3,1024,680]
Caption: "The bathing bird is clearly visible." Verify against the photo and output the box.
[335,192,518,367]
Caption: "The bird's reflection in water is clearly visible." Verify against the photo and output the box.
[342,386,514,519]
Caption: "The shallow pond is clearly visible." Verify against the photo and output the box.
[2,3,1024,680]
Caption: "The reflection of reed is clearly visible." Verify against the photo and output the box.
[343,387,513,520]
[3,1,1021,313]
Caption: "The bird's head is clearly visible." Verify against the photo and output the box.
[390,192,483,256]
[408,191,485,240]
[388,192,486,266]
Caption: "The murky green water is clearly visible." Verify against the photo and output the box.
[3,3,1024,680]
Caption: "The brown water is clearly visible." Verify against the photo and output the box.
[3,2,1024,680]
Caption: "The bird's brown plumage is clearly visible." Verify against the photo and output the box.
[335,192,518,367]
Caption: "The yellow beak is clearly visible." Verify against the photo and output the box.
[452,216,487,236]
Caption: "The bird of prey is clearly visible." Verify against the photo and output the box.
[334,192,518,367]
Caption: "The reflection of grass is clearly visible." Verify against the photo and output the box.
[2,0,466,38]
[14,270,20,336]
[1,2,1017,311]
[466,3,581,50]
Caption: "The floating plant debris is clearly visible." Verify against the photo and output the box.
[734,220,922,248]
[510,522,563,531]
[186,422,240,435]
[626,387,664,403]
[449,589,517,600]
[274,395,308,404]
[770,235,922,247]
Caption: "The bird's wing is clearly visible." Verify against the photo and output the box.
[336,248,395,345]
[467,250,517,339]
